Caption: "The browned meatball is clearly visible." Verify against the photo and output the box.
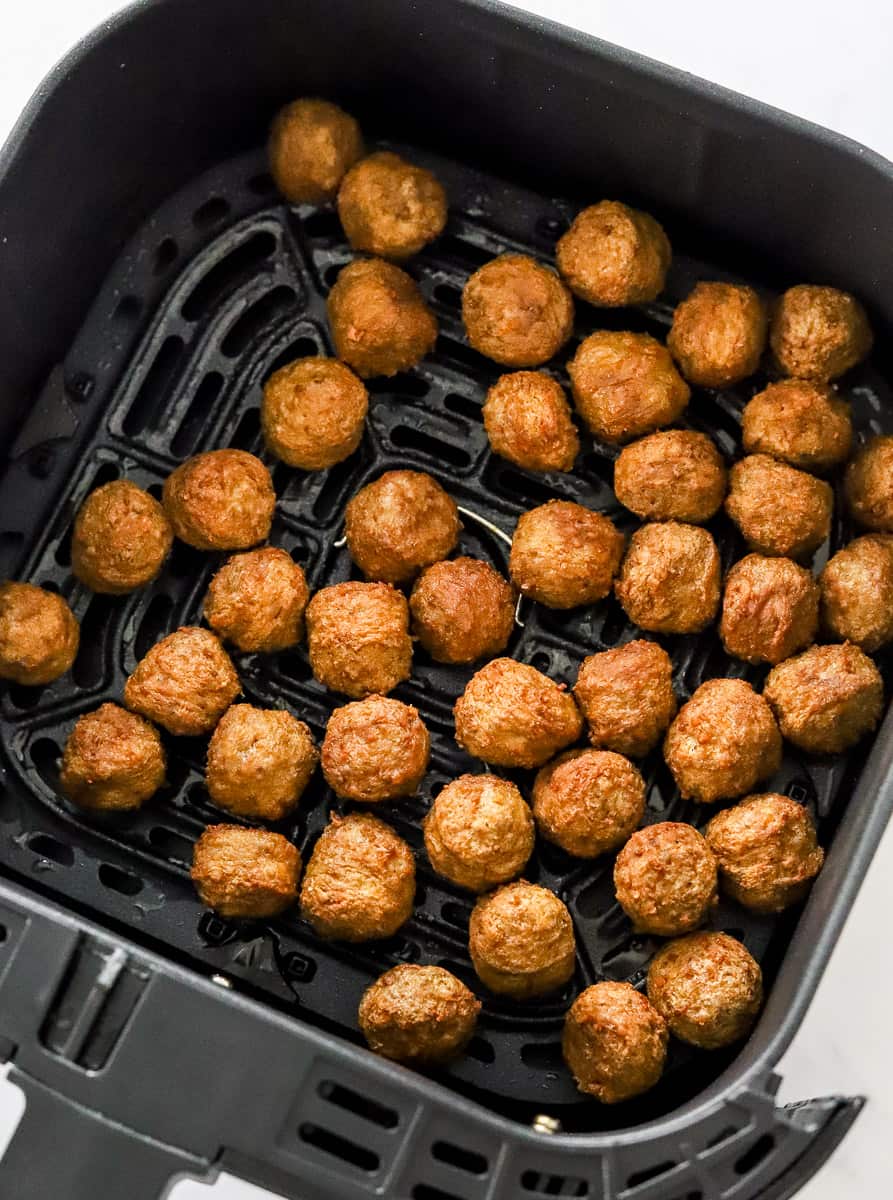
[664,678,782,804]
[614,823,717,936]
[358,964,480,1064]
[300,813,415,941]
[268,97,363,204]
[574,640,677,758]
[423,774,534,892]
[482,371,579,472]
[72,480,173,593]
[845,435,893,532]
[741,380,852,474]
[60,703,165,812]
[615,522,720,635]
[206,704,317,820]
[462,254,574,367]
[191,825,301,918]
[725,455,832,560]
[556,201,670,307]
[763,642,883,755]
[667,282,767,388]
[509,501,624,609]
[344,470,460,585]
[162,450,275,551]
[204,547,309,653]
[337,151,447,260]
[453,657,583,769]
[821,535,893,651]
[647,932,763,1048]
[261,357,368,470]
[0,582,79,686]
[563,982,668,1104]
[321,695,429,802]
[410,558,515,664]
[468,881,575,998]
[771,284,873,382]
[327,258,437,378]
[720,554,820,665]
[614,430,726,524]
[533,749,645,858]
[124,627,240,736]
[305,582,412,698]
[705,793,824,912]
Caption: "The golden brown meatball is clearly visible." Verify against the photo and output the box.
[72,480,173,593]
[720,554,820,666]
[614,430,726,524]
[337,151,447,260]
[300,813,415,941]
[327,258,437,378]
[305,582,412,698]
[821,535,893,651]
[725,455,832,560]
[60,703,165,812]
[191,825,301,919]
[409,558,515,664]
[0,582,79,686]
[615,522,720,635]
[124,627,240,736]
[462,254,574,367]
[162,450,275,551]
[533,749,645,858]
[206,704,317,820]
[423,774,534,892]
[509,501,624,609]
[647,932,763,1048]
[482,371,579,473]
[453,657,583,769]
[574,640,677,758]
[741,380,852,474]
[268,97,363,204]
[667,282,767,388]
[563,982,668,1104]
[321,695,429,802]
[705,793,824,912]
[261,357,368,470]
[771,284,873,382]
[556,201,670,307]
[358,964,480,1064]
[664,678,782,804]
[468,881,575,998]
[345,470,460,585]
[204,547,309,653]
[845,435,893,532]
[614,822,717,936]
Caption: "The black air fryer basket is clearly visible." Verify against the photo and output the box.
[0,2,891,1197]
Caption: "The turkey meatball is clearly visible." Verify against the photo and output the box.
[563,982,668,1104]
[509,501,624,609]
[162,450,275,551]
[72,480,173,593]
[321,695,429,802]
[741,380,852,473]
[821,534,893,651]
[410,557,515,664]
[423,774,534,893]
[268,97,363,204]
[771,284,872,382]
[533,749,645,858]
[462,254,574,367]
[482,371,580,472]
[574,640,677,758]
[358,964,480,1064]
[725,455,832,560]
[337,151,447,260]
[206,704,317,820]
[191,825,301,919]
[468,881,575,999]
[305,582,412,698]
[845,435,893,532]
[124,626,240,736]
[60,703,165,812]
[667,282,767,388]
[261,356,368,470]
[327,258,437,378]
[204,547,309,653]
[614,430,727,524]
[614,822,717,936]
[720,554,820,665]
[0,582,79,686]
[556,200,671,307]
[615,522,721,635]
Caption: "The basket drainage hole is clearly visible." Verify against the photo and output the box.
[221,286,296,358]
[298,1123,379,1173]
[520,1042,563,1071]
[431,1141,488,1177]
[0,924,7,946]
[317,1081,398,1129]
[98,863,143,897]
[112,294,143,325]
[465,1036,495,1064]
[735,1134,775,1175]
[521,1170,588,1197]
[390,425,470,468]
[30,738,60,788]
[626,1159,676,1189]
[412,1187,464,1200]
[27,834,74,868]
[193,196,231,229]
[154,238,179,274]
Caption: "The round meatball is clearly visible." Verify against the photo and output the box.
[72,480,173,593]
[345,470,460,585]
[705,793,824,912]
[410,558,515,664]
[725,455,832,560]
[509,501,624,609]
[162,450,275,551]
[556,200,670,307]
[321,695,429,802]
[741,380,852,474]
[261,356,368,470]
[337,151,447,260]
[423,774,534,892]
[664,678,782,804]
[667,282,767,388]
[453,657,583,769]
[647,932,763,1048]
[614,430,726,524]
[191,825,301,919]
[206,704,317,820]
[305,582,412,698]
[771,284,872,382]
[358,964,480,1064]
[268,97,363,204]
[615,522,720,635]
[60,703,165,812]
[468,881,575,998]
[124,627,240,736]
[300,813,415,941]
[0,582,79,686]
[720,554,820,665]
[204,547,309,653]
[845,435,893,532]
[763,642,883,755]
[462,254,574,367]
[574,640,677,758]
[482,371,579,472]
[533,749,645,858]
[563,982,668,1104]
[614,822,717,936]
[821,534,893,651]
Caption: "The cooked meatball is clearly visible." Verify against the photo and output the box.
[305,582,412,698]
[771,284,873,382]
[206,704,317,820]
[345,470,460,585]
[556,200,671,307]
[268,97,363,204]
[667,282,767,388]
[574,640,677,758]
[615,822,717,936]
[563,982,668,1104]
[453,657,583,769]
[191,824,301,918]
[509,500,624,609]
[72,480,173,593]
[614,430,726,524]
[423,774,534,892]
[162,450,275,551]
[720,554,820,665]
[261,357,368,470]
[358,964,480,1064]
[615,522,720,635]
[468,881,575,998]
[821,535,893,651]
[845,435,893,532]
[462,254,574,367]
[124,626,240,736]
[725,455,832,560]
[664,678,782,804]
[0,582,79,685]
[482,371,580,472]
[533,749,645,858]
[741,380,852,474]
[321,695,429,802]
[60,703,165,812]
[327,258,437,378]
[337,151,447,259]
[410,557,515,664]
[204,547,309,653]
[300,812,415,941]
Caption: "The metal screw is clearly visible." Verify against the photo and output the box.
[211,973,233,989]
[532,1114,561,1135]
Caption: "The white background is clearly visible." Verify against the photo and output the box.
[0,2,892,1197]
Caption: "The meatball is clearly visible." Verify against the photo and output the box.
[337,151,447,260]
[0,582,79,686]
[453,657,583,769]
[358,964,480,1064]
[509,500,624,609]
[614,430,726,524]
[667,282,767,388]
[771,284,872,382]
[725,455,832,560]
[321,695,429,802]
[614,822,717,936]
[664,678,782,804]
[327,258,437,378]
[741,380,852,474]
[555,200,671,307]
[409,558,515,664]
[533,749,645,858]
[344,470,460,585]
[261,356,368,470]
[268,97,363,204]
[162,450,275,551]
[574,640,677,758]
[821,535,893,651]
[705,793,824,912]
[60,703,165,812]
[468,881,575,998]
[563,982,668,1104]
[72,480,173,593]
[423,774,534,892]
[204,547,309,653]
[845,435,893,532]
[720,554,820,665]
[206,704,317,820]
[647,932,763,1049]
[763,642,883,755]
[191,825,301,919]
[482,371,580,473]
[305,582,412,698]
[615,522,720,635]
[124,627,240,736]
[300,812,415,941]
[462,254,574,367]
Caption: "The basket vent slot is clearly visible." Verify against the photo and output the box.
[123,335,185,435]
[734,1134,775,1175]
[431,1141,488,1176]
[298,1122,379,1172]
[318,1081,399,1129]
[626,1159,677,1189]
[390,424,471,468]
[28,833,74,868]
[182,230,277,322]
[221,286,296,358]
[172,372,224,457]
[521,1172,589,1197]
